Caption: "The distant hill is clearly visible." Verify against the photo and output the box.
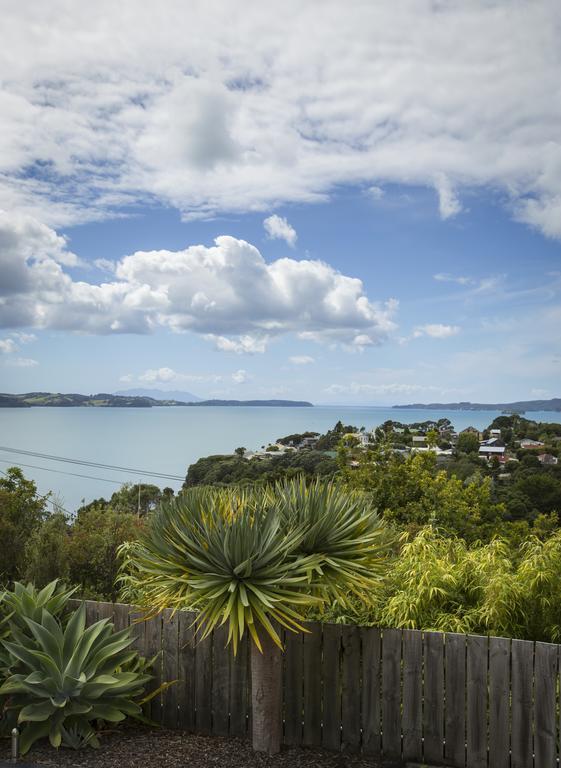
[0,392,186,408]
[0,393,313,408]
[393,398,561,412]
[114,388,201,402]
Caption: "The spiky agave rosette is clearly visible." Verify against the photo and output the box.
[0,602,153,753]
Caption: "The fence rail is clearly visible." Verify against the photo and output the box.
[80,600,560,767]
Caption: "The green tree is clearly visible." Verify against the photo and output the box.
[340,445,504,540]
[234,446,246,457]
[0,468,49,584]
[456,431,480,454]
[67,505,145,599]
[24,512,70,586]
[425,428,439,448]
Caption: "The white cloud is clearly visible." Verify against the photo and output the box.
[324,382,439,396]
[366,186,385,201]
[130,367,248,385]
[10,331,37,344]
[433,273,474,286]
[231,369,249,383]
[139,367,178,383]
[289,355,315,365]
[0,3,560,238]
[0,213,397,352]
[413,324,460,339]
[0,339,17,354]
[263,215,297,247]
[434,173,462,220]
[5,357,39,367]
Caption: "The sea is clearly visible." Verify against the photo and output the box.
[1,405,560,513]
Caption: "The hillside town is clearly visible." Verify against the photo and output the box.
[243,416,560,469]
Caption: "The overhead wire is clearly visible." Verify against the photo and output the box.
[0,458,126,485]
[0,445,184,482]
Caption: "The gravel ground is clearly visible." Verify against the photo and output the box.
[1,726,381,768]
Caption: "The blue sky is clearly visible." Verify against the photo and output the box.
[1,2,560,405]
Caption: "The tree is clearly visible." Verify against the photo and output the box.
[425,428,439,449]
[339,445,505,541]
[119,479,389,753]
[68,505,145,600]
[456,431,480,454]
[234,447,246,457]
[0,467,49,584]
[24,512,70,586]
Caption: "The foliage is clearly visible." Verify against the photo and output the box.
[183,450,339,488]
[24,506,145,601]
[0,468,50,584]
[456,431,480,454]
[119,480,388,652]
[0,602,151,754]
[318,526,561,643]
[340,445,505,540]
[76,483,174,518]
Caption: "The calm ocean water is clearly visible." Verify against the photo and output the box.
[1,405,560,512]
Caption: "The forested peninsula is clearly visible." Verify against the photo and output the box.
[393,398,561,412]
[0,392,313,408]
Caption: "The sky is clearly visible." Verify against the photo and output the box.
[0,0,560,405]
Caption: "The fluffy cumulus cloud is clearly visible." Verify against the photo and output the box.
[0,1,560,237]
[263,215,297,247]
[129,367,249,385]
[0,212,396,351]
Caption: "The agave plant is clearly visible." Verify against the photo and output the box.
[0,602,151,754]
[0,581,77,688]
[119,479,389,753]
[1,580,77,629]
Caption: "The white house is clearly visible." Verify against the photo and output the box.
[479,438,506,459]
[520,438,545,449]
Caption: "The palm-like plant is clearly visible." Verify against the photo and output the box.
[119,479,389,753]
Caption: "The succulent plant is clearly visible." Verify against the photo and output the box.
[0,601,151,753]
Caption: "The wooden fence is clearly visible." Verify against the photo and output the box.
[83,600,560,767]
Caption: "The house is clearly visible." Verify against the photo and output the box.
[538,453,558,466]
[489,429,501,437]
[479,438,506,459]
[461,426,481,439]
[520,438,545,449]
[299,436,319,449]
[412,436,426,445]
[355,432,370,447]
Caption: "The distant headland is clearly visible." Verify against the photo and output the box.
[393,398,561,413]
[0,392,313,408]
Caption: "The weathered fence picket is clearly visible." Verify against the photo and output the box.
[77,600,561,768]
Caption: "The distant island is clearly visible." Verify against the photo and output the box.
[393,397,561,412]
[0,392,313,408]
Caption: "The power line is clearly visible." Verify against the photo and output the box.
[0,458,126,485]
[0,445,184,482]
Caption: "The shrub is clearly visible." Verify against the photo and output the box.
[0,601,151,753]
